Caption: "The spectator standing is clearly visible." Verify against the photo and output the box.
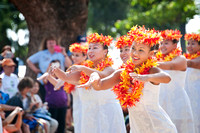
[26,36,72,101]
[0,58,19,98]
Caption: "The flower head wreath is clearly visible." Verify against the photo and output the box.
[115,35,132,49]
[184,33,200,42]
[161,29,182,41]
[69,43,88,54]
[87,33,113,46]
[128,25,162,47]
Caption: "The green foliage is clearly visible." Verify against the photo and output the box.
[0,0,28,59]
[87,0,131,36]
[115,0,197,33]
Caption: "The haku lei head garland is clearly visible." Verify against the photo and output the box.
[128,25,162,47]
[87,33,113,46]
[156,47,182,62]
[184,51,200,60]
[184,33,200,42]
[112,25,160,108]
[79,56,113,89]
[69,43,88,54]
[112,58,158,108]
[161,29,182,41]
[115,35,132,49]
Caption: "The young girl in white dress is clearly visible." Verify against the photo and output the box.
[79,26,177,133]
[51,33,126,133]
[184,33,200,133]
[156,29,195,133]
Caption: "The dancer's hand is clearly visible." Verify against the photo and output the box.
[129,73,149,82]
[67,65,83,73]
[77,72,101,88]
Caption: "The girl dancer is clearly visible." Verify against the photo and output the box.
[157,29,194,133]
[52,33,126,133]
[184,33,200,133]
[79,26,177,133]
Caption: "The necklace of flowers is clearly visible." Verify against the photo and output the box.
[112,57,157,108]
[79,56,113,89]
[156,47,182,62]
[183,51,200,60]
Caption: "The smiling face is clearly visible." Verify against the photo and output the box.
[186,39,200,54]
[72,52,87,65]
[120,46,131,63]
[160,40,177,55]
[131,42,154,67]
[87,43,107,64]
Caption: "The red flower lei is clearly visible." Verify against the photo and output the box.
[183,51,200,60]
[112,58,158,108]
[156,47,182,62]
[79,56,113,89]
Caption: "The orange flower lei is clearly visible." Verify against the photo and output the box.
[79,56,113,89]
[69,43,88,54]
[112,57,158,108]
[156,47,182,62]
[87,33,113,46]
[161,29,182,41]
[184,51,200,60]
[185,33,200,42]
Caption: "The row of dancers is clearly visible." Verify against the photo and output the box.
[40,25,200,133]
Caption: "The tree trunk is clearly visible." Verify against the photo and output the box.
[180,22,186,53]
[10,0,89,78]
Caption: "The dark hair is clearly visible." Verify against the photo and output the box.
[18,77,34,92]
[50,59,60,63]
[150,44,159,51]
[41,36,57,50]
[198,41,200,45]
[172,39,178,44]
[103,45,108,50]
[2,45,11,52]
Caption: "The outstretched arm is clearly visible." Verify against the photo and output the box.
[187,57,200,69]
[158,55,187,71]
[129,67,171,85]
[68,65,115,78]
[53,67,81,85]
[78,69,122,91]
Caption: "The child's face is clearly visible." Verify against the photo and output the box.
[0,110,5,119]
[160,40,177,55]
[186,39,200,54]
[131,42,153,67]
[120,46,131,63]
[87,43,107,63]
[72,52,87,65]
[31,82,39,94]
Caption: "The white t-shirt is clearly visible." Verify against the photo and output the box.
[1,73,19,98]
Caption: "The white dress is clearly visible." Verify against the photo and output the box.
[79,88,126,133]
[72,87,82,133]
[128,82,177,133]
[185,68,200,133]
[160,70,195,133]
